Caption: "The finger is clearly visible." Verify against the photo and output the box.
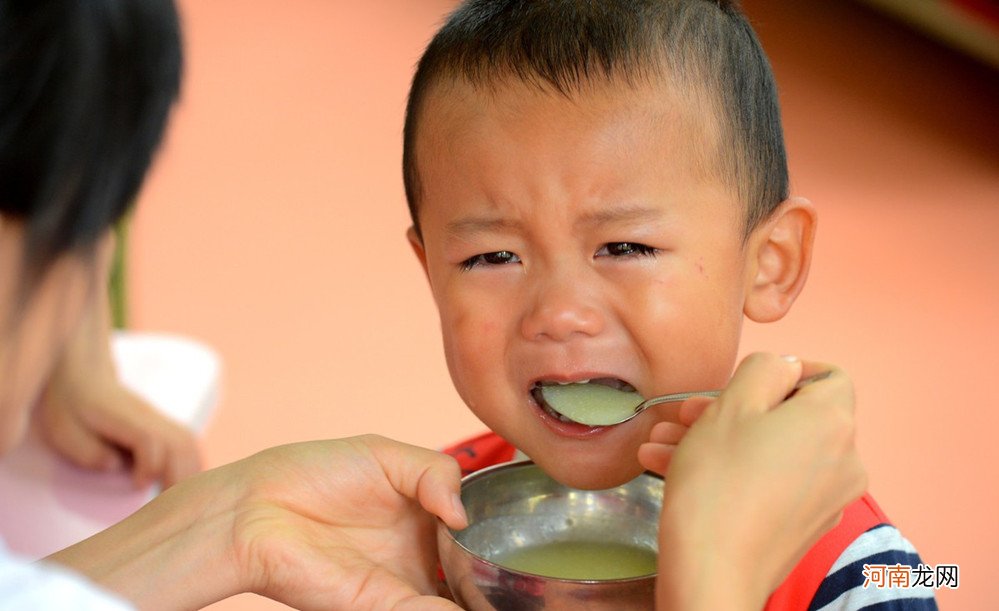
[38,405,123,471]
[799,359,839,381]
[129,433,165,489]
[414,452,468,531]
[637,442,674,475]
[364,435,468,530]
[648,421,687,445]
[782,361,852,413]
[677,396,713,427]
[105,409,167,489]
[777,362,856,464]
[161,432,203,489]
[81,392,180,489]
[719,352,803,415]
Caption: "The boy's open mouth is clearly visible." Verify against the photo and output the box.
[530,378,639,425]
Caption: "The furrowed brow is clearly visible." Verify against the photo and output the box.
[445,216,523,239]
[575,205,664,229]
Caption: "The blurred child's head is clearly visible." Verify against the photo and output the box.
[404,0,816,488]
[0,0,181,450]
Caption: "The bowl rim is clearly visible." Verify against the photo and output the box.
[439,459,663,584]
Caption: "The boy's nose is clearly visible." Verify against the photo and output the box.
[520,279,605,342]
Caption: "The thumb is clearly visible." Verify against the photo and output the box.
[720,352,803,416]
[362,435,468,530]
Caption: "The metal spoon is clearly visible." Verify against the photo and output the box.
[541,371,829,426]
[611,370,833,426]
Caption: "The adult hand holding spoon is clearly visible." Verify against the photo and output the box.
[638,353,867,610]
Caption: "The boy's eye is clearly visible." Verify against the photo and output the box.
[596,242,659,258]
[461,250,521,270]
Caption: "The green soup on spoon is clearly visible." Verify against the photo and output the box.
[540,383,643,426]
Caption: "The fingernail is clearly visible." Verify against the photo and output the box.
[451,492,468,527]
[781,354,800,363]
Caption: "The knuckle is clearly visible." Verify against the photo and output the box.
[831,421,857,454]
[357,433,386,447]
[440,452,462,476]
[825,367,856,402]
[811,408,855,456]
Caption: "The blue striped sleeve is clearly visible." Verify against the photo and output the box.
[809,525,938,611]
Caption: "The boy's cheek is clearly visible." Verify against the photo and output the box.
[440,317,503,380]
[439,291,513,345]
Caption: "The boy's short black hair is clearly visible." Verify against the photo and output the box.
[403,0,788,239]
[0,0,182,285]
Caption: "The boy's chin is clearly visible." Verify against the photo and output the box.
[532,455,646,490]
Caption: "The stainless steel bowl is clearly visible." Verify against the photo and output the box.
[437,460,663,610]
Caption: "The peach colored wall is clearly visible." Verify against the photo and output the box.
[130,1,997,609]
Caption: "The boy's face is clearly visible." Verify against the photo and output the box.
[410,78,761,489]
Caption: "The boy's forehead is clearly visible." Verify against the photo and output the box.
[414,75,729,209]
[418,75,716,141]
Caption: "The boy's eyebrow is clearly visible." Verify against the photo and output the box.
[445,216,523,238]
[575,205,664,228]
[444,206,664,237]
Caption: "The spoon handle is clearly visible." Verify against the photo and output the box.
[637,370,833,411]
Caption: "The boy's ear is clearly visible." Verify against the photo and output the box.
[406,226,431,282]
[743,197,817,323]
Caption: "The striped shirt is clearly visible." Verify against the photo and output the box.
[810,524,937,610]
